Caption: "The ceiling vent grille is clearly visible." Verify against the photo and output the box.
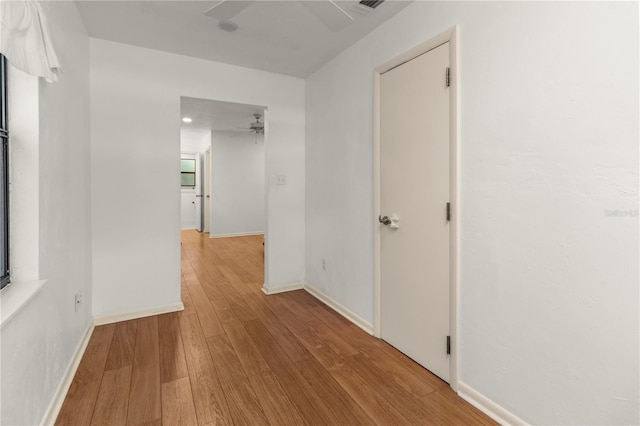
[359,0,385,9]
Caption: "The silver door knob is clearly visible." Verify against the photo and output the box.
[379,214,400,229]
[379,215,391,225]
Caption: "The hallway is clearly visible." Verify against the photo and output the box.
[56,230,495,425]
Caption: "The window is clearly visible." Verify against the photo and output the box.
[0,54,9,289]
[181,159,196,187]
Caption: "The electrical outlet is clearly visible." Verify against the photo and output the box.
[322,258,327,271]
[74,292,83,312]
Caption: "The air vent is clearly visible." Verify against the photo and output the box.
[351,0,384,16]
[359,0,385,9]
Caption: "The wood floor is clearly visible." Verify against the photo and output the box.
[56,230,496,426]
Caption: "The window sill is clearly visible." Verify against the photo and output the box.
[0,279,46,329]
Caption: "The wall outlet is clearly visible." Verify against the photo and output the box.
[74,292,83,312]
[322,258,327,271]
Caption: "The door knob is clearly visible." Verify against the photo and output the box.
[379,215,391,225]
[379,214,400,229]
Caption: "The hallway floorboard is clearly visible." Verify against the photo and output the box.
[56,230,496,425]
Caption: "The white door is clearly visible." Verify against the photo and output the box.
[380,42,451,382]
[195,152,203,232]
[180,189,196,230]
[204,148,211,233]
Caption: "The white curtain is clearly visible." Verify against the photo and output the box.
[0,0,61,82]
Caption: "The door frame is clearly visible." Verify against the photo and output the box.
[373,26,460,391]
[203,147,211,233]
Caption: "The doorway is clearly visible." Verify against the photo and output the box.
[179,153,201,230]
[204,147,211,233]
[179,97,267,284]
[373,26,460,389]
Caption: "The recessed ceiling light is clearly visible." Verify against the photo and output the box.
[182,117,192,123]
[218,20,238,32]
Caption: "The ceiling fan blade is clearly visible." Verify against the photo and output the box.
[300,0,355,32]
[203,1,255,21]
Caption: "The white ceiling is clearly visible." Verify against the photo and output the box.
[180,98,264,152]
[75,0,412,78]
[180,96,265,133]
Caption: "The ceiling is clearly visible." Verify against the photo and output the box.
[180,96,265,134]
[180,96,264,132]
[75,0,412,78]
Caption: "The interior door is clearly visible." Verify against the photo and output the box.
[204,148,211,233]
[195,152,203,232]
[380,42,451,382]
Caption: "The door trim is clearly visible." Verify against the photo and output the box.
[373,25,460,391]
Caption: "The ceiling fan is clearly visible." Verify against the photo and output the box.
[247,113,264,134]
[232,113,264,142]
[204,0,386,32]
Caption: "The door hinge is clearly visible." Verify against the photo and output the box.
[446,335,451,354]
[446,67,450,87]
[446,202,451,222]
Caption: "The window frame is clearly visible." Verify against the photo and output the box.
[0,54,10,289]
[180,158,196,188]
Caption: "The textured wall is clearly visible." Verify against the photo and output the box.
[1,2,92,424]
[305,2,638,424]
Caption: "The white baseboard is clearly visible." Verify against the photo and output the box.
[303,283,374,335]
[93,302,184,326]
[210,231,264,239]
[40,321,94,426]
[457,381,528,426]
[262,282,304,295]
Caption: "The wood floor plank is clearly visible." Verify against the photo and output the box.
[158,312,189,383]
[329,365,412,425]
[91,366,132,426]
[262,316,314,360]
[179,313,232,425]
[161,378,198,426]
[186,281,225,337]
[224,292,259,322]
[342,353,435,424]
[292,358,374,425]
[293,327,347,371]
[222,320,271,377]
[280,290,321,309]
[58,230,496,426]
[247,372,305,426]
[273,370,330,425]
[104,320,137,371]
[56,324,116,426]
[205,332,244,373]
[127,316,161,426]
[241,318,304,382]
[205,334,269,425]
[263,295,316,333]
[310,304,445,396]
[179,278,195,317]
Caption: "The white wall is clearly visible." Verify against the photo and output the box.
[0,2,92,424]
[305,2,638,425]
[211,131,265,237]
[180,128,211,153]
[91,39,305,317]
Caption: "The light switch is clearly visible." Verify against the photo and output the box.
[275,174,287,185]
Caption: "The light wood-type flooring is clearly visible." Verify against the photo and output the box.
[56,230,496,425]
